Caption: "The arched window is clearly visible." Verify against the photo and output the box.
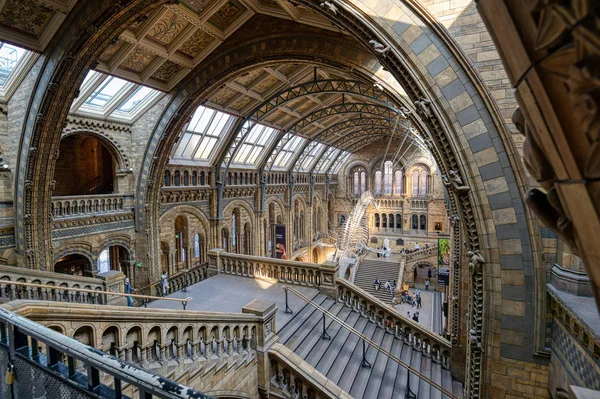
[412,214,418,230]
[412,170,419,195]
[382,214,387,228]
[174,171,181,186]
[375,213,380,228]
[353,172,359,195]
[420,170,428,195]
[420,215,427,230]
[374,171,382,195]
[98,249,110,274]
[183,171,189,186]
[164,170,171,186]
[175,216,186,266]
[194,234,200,258]
[360,171,366,193]
[389,214,394,229]
[396,214,402,229]
[394,170,402,195]
[384,161,393,194]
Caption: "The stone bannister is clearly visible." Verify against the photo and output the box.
[51,194,130,218]
[268,343,353,399]
[3,300,274,396]
[336,278,452,368]
[0,264,125,305]
[402,245,438,262]
[207,249,338,297]
[139,261,209,300]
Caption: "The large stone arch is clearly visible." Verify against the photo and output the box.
[61,128,131,170]
[14,0,171,271]
[129,5,543,398]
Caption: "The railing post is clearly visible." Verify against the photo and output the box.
[361,339,371,368]
[284,288,293,314]
[320,314,331,340]
[318,261,339,299]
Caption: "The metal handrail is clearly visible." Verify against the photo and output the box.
[1,281,192,309]
[0,306,213,398]
[282,285,457,399]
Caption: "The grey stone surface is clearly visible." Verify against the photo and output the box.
[496,223,520,240]
[426,55,450,77]
[489,192,514,210]
[499,254,523,269]
[441,78,466,100]
[468,132,493,153]
[409,34,432,55]
[456,104,480,126]
[148,274,319,330]
[479,161,504,181]
[501,286,526,301]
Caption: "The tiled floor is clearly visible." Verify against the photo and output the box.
[147,274,319,330]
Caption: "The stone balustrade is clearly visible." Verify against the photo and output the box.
[269,343,353,399]
[335,278,451,369]
[0,264,124,305]
[403,245,438,262]
[207,250,339,296]
[4,300,263,376]
[140,262,208,300]
[51,194,128,218]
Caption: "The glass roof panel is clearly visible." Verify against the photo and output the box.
[315,147,339,173]
[172,105,237,162]
[231,122,278,166]
[273,135,306,169]
[0,43,27,87]
[84,76,129,108]
[117,86,154,112]
[330,151,351,173]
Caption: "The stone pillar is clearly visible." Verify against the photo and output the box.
[97,270,126,306]
[550,239,592,296]
[207,248,223,277]
[318,261,339,299]
[242,300,278,398]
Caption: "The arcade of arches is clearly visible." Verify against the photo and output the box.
[0,1,598,398]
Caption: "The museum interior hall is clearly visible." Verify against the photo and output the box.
[0,0,597,398]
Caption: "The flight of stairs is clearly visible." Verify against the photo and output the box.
[353,258,400,303]
[278,293,462,399]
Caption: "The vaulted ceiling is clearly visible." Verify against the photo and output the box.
[0,0,431,173]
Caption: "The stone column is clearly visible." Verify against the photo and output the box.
[242,300,278,398]
[318,261,339,299]
[97,270,126,306]
[207,248,223,277]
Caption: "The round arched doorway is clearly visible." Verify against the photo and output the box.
[54,254,92,277]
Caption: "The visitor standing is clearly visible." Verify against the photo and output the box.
[428,268,432,279]
[124,278,134,307]
[160,270,169,297]
[417,295,422,309]
[425,278,430,290]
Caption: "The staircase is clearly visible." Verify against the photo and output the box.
[278,293,462,398]
[353,257,399,303]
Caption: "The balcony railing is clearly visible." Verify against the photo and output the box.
[0,305,213,398]
[51,194,129,218]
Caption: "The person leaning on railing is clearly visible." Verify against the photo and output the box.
[124,278,135,307]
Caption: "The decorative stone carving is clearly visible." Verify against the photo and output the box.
[467,250,485,277]
[512,108,577,252]
[368,40,390,57]
[319,1,338,15]
[414,98,433,120]
[443,169,470,193]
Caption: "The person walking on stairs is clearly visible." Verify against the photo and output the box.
[124,278,135,307]
[373,277,381,291]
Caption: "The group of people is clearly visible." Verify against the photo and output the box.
[407,311,420,323]
[373,278,396,293]
[399,242,432,255]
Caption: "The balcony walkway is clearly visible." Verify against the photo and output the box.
[147,274,319,330]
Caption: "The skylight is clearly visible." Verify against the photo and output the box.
[70,71,163,122]
[331,151,351,173]
[273,135,306,169]
[172,106,236,162]
[299,142,326,171]
[232,122,278,166]
[0,43,26,86]
[117,86,154,112]
[314,147,340,173]
[84,76,129,108]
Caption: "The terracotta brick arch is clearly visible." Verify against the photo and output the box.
[62,128,131,170]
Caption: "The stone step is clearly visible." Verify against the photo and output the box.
[280,292,459,399]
